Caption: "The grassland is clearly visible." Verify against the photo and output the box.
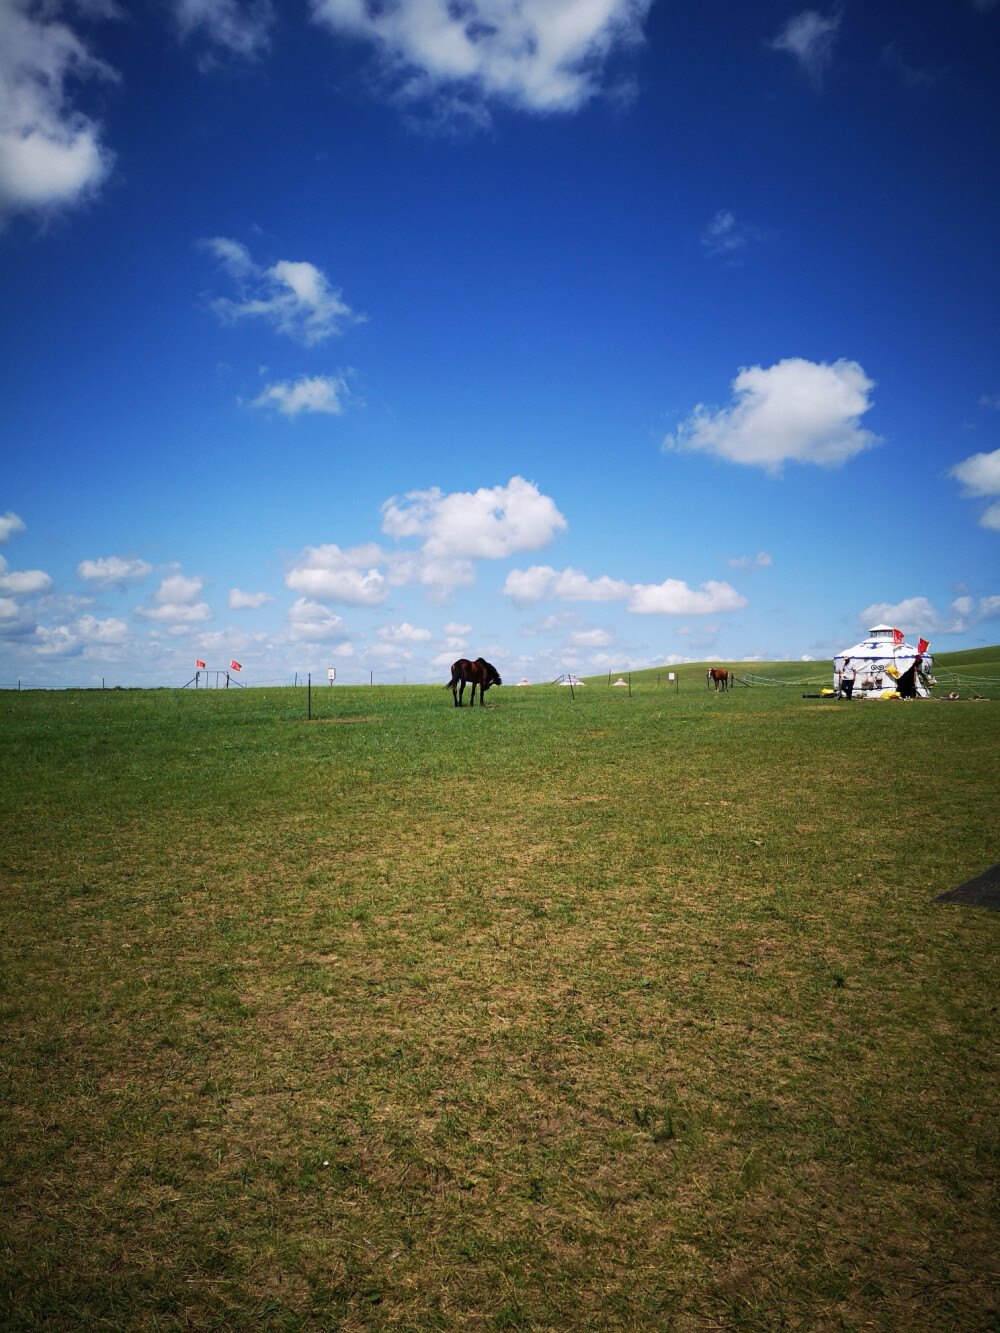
[2,674,999,1331]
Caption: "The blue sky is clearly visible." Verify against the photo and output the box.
[1,0,998,685]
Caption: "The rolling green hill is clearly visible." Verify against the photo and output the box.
[582,644,1000,697]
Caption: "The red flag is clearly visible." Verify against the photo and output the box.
[892,628,904,647]
[230,660,242,672]
[917,637,929,655]
[196,659,206,669]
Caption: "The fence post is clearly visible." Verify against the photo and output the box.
[308,672,312,720]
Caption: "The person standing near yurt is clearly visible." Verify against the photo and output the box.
[840,657,856,700]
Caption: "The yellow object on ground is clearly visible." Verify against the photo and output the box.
[880,690,901,700]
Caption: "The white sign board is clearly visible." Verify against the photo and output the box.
[327,668,336,682]
[668,672,675,681]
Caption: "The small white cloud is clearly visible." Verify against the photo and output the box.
[950,447,1000,531]
[567,628,612,647]
[228,588,274,609]
[35,625,83,658]
[75,614,128,644]
[980,394,1000,410]
[665,358,880,472]
[0,511,26,543]
[0,567,53,595]
[701,209,764,258]
[77,555,152,586]
[858,594,998,637]
[155,573,203,604]
[309,0,653,119]
[135,601,212,624]
[950,446,1000,495]
[504,563,746,617]
[203,239,363,345]
[286,544,388,606]
[135,572,210,623]
[0,2,117,222]
[382,476,566,561]
[285,597,351,642]
[251,374,349,417]
[770,9,841,87]
[502,564,628,607]
[443,621,471,637]
[728,551,773,570]
[173,0,273,60]
[627,579,747,616]
[376,621,433,644]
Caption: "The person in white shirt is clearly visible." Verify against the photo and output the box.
[840,658,856,700]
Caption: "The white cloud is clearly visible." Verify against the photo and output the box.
[665,358,880,472]
[504,562,746,617]
[34,624,83,657]
[382,476,566,560]
[567,628,612,648]
[135,572,210,623]
[0,0,116,221]
[950,447,1000,531]
[701,209,764,258]
[228,588,274,609]
[0,566,52,595]
[203,238,363,345]
[503,564,630,607]
[155,573,203,604]
[443,620,471,636]
[950,446,1000,496]
[77,555,152,586]
[251,374,349,417]
[770,10,841,87]
[859,594,999,637]
[173,0,273,60]
[376,621,433,644]
[309,0,652,118]
[0,511,26,542]
[860,596,937,634]
[135,600,212,624]
[285,597,351,642]
[728,551,773,570]
[75,613,128,644]
[285,544,389,606]
[980,394,1000,410]
[627,579,747,616]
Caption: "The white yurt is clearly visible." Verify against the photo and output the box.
[612,677,628,687]
[516,678,531,686]
[560,674,585,686]
[834,624,934,699]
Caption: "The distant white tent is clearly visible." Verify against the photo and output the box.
[516,678,531,686]
[560,675,585,686]
[834,624,934,698]
[612,677,628,687]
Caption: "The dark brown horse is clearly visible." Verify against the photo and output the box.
[447,657,502,707]
[706,668,729,692]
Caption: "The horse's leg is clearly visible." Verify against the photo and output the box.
[470,680,478,707]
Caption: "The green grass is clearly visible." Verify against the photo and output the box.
[2,679,999,1331]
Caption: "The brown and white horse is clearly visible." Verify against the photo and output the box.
[447,657,502,707]
[706,668,729,692]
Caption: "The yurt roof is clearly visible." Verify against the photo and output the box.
[836,627,929,660]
